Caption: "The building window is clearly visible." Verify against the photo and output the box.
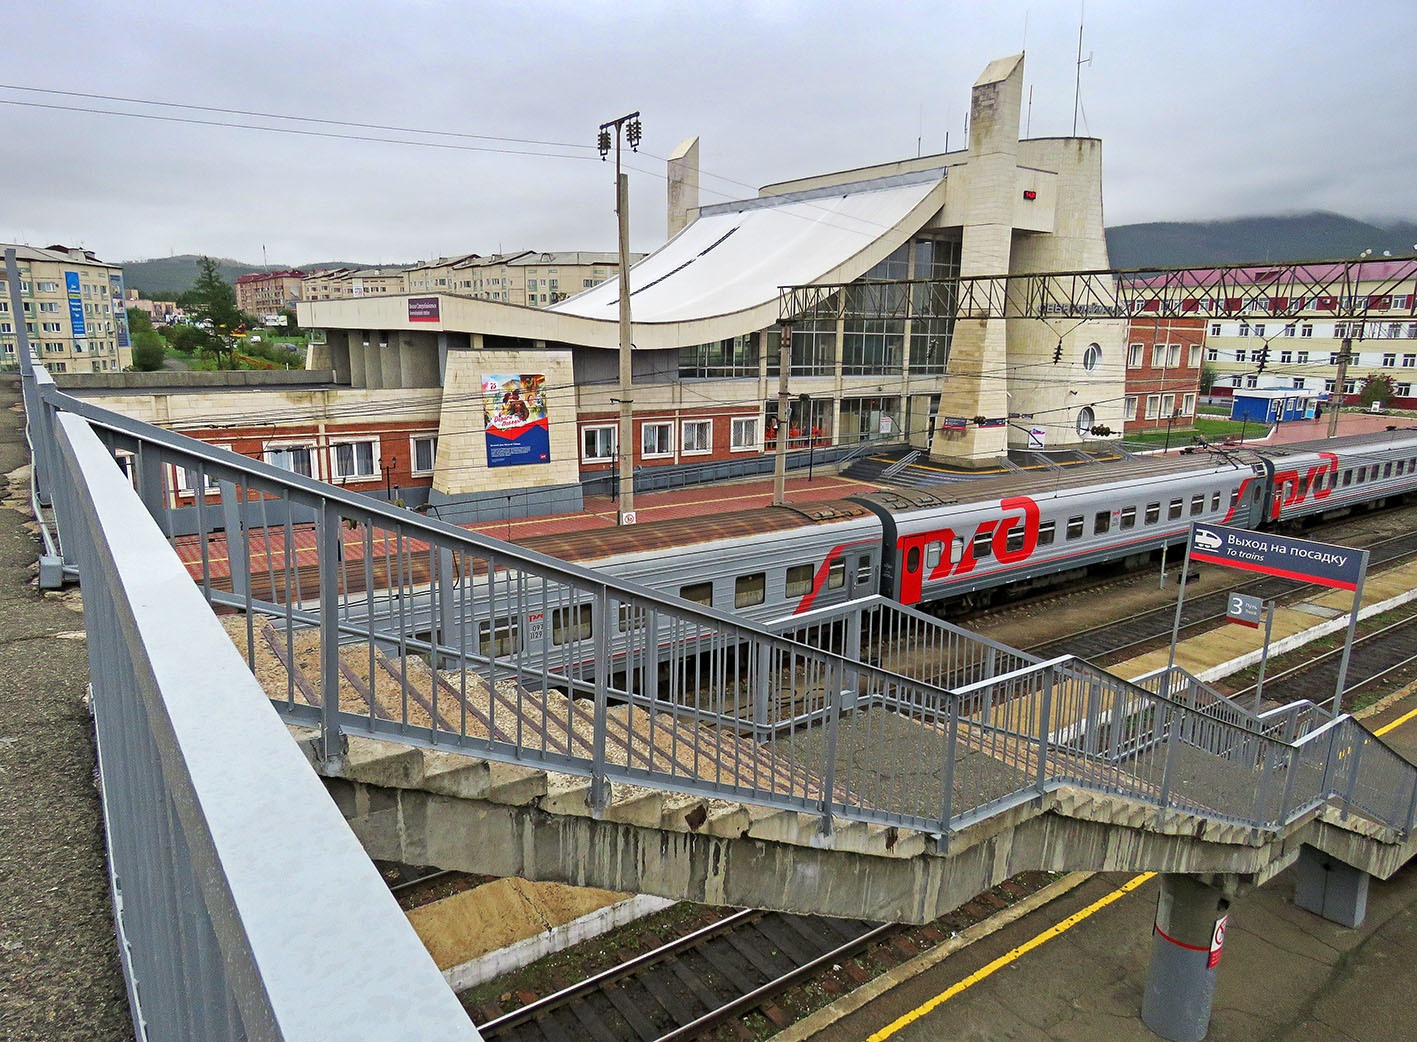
[1145,395,1160,419]
[1293,378,1305,389]
[682,419,712,455]
[1238,323,1250,337]
[41,322,61,333]
[1188,345,1202,367]
[411,435,438,476]
[36,280,58,292]
[731,417,759,451]
[680,334,759,378]
[1301,324,1313,337]
[1182,393,1197,415]
[1279,350,1292,363]
[1399,383,1413,397]
[264,444,316,478]
[1167,343,1181,368]
[1128,343,1143,367]
[1124,396,1137,420]
[1297,350,1309,363]
[1245,375,1259,388]
[581,424,616,463]
[1206,347,1218,361]
[1404,354,1416,368]
[641,421,673,458]
[1151,344,1165,368]
[331,440,379,481]
[1283,324,1296,337]
[1235,349,1247,362]
[1082,343,1101,371]
[1161,393,1176,417]
[1253,324,1265,337]
[1383,353,1397,367]
[1075,406,1096,436]
[38,301,59,313]
[1210,323,1221,336]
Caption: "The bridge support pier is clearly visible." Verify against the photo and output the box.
[1294,845,1369,928]
[1142,875,1232,1042]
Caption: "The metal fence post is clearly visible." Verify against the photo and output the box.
[317,500,344,763]
[818,659,842,837]
[219,481,248,602]
[1035,664,1055,795]
[1340,732,1364,817]
[1276,744,1302,825]
[937,695,959,849]
[589,585,610,814]
[1157,705,1179,811]
[754,641,772,735]
[435,547,455,672]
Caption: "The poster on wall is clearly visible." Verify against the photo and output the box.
[482,373,550,468]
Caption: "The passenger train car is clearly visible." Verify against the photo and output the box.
[517,430,1417,623]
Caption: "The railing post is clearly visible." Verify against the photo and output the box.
[843,605,862,703]
[1340,731,1364,818]
[1083,674,1102,755]
[1034,664,1055,795]
[818,659,842,837]
[754,640,772,736]
[219,480,248,602]
[937,695,959,850]
[589,585,610,814]
[135,443,170,536]
[316,500,344,763]
[1157,705,1179,811]
[434,547,456,671]
[1277,744,1302,825]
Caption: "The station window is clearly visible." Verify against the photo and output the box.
[1168,499,1184,520]
[1190,495,1205,516]
[1037,520,1056,546]
[552,604,593,645]
[1094,511,1111,535]
[1145,502,1161,524]
[1119,506,1136,530]
[972,530,993,559]
[1066,515,1084,540]
[680,581,714,605]
[785,564,814,598]
[735,572,766,608]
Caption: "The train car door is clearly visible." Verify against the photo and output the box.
[848,551,875,600]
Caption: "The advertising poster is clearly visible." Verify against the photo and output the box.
[110,273,129,347]
[482,373,550,468]
[65,271,86,337]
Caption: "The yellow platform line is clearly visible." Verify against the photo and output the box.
[866,872,1156,1041]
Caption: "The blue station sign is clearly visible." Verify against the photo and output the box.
[1189,523,1365,591]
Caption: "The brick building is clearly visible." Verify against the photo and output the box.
[234,269,306,315]
[1122,317,1206,433]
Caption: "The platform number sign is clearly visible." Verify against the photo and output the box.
[1207,914,1229,969]
[1226,593,1263,629]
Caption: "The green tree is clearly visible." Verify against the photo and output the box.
[1360,373,1396,407]
[126,306,154,336]
[166,323,213,355]
[180,256,243,367]
[130,330,166,371]
[279,307,301,336]
[1199,362,1218,393]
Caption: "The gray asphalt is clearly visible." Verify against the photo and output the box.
[0,375,133,1041]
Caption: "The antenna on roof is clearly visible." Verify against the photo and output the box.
[1072,1,1093,136]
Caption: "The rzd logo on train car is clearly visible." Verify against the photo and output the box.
[896,496,1040,604]
[1271,452,1338,519]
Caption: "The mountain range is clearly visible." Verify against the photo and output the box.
[120,213,1415,298]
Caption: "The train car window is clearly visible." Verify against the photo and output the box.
[478,617,520,658]
[1120,506,1136,530]
[1190,495,1204,516]
[1342,470,1352,487]
[680,581,714,605]
[904,547,920,576]
[1066,515,1084,540]
[1384,462,1393,478]
[1168,499,1183,520]
[1146,502,1161,524]
[735,572,766,608]
[1371,465,1381,481]
[925,542,942,570]
[618,604,646,632]
[1230,489,1240,508]
[857,555,873,584]
[1005,527,1025,553]
[1038,520,1056,546]
[552,604,593,645]
[1211,492,1222,511]
[1094,511,1111,535]
[972,530,993,559]
[787,565,815,599]
[1356,469,1366,484]
[828,561,846,589]
[1398,461,1406,476]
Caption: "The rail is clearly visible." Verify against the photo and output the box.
[42,395,478,1041]
[25,364,1417,930]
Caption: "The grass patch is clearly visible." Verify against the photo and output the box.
[1122,416,1267,448]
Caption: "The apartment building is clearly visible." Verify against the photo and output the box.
[301,267,410,301]
[1122,317,1205,432]
[406,251,637,306]
[1199,260,1417,405]
[1,244,130,373]
[234,269,306,315]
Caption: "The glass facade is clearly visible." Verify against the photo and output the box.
[678,333,759,378]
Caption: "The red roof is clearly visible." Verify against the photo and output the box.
[235,269,307,284]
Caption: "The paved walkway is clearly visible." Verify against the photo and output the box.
[0,376,131,1041]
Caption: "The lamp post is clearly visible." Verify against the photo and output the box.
[598,111,642,525]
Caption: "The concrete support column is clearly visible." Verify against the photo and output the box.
[1294,845,1369,928]
[1142,874,1231,1042]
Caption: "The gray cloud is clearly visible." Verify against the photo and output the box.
[3,0,1413,265]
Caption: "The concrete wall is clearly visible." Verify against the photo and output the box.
[57,369,338,391]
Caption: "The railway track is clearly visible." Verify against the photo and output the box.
[469,875,1054,1042]
[1021,527,1417,663]
[1227,610,1417,709]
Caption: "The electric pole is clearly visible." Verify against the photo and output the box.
[772,321,792,505]
[1328,334,1352,439]
[599,111,642,525]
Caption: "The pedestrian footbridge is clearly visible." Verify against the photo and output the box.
[25,365,1417,1042]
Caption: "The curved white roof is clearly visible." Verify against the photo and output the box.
[550,170,946,327]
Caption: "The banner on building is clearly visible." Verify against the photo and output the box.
[65,271,86,338]
[110,273,129,348]
[408,296,440,322]
[482,373,550,468]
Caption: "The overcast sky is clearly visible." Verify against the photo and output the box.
[4,1,1414,266]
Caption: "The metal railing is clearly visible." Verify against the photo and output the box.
[29,364,1417,870]
[41,388,478,1041]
